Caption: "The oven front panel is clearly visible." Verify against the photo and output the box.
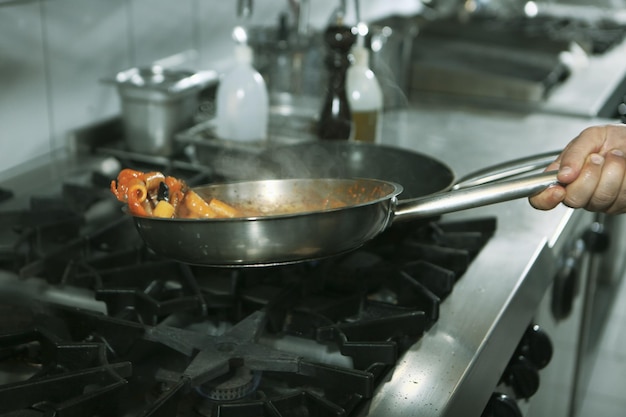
[526,209,599,417]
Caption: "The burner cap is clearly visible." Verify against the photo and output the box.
[196,366,261,401]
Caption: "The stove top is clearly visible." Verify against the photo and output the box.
[0,152,496,416]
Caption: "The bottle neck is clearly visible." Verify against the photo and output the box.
[351,44,370,68]
[234,44,253,66]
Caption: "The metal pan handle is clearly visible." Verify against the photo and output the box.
[452,150,560,190]
[392,170,559,222]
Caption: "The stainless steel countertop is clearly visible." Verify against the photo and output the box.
[362,105,613,416]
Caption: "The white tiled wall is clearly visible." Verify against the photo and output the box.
[44,0,132,152]
[0,2,50,173]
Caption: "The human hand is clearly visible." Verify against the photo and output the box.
[529,124,626,213]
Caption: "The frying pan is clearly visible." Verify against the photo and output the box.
[131,142,560,267]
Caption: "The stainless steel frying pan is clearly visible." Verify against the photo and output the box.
[131,148,559,267]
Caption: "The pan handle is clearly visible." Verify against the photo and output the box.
[393,170,559,221]
[452,150,561,190]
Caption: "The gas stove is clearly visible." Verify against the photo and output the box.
[0,151,500,416]
[5,98,624,416]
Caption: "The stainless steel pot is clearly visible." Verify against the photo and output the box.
[130,150,559,267]
[113,66,218,156]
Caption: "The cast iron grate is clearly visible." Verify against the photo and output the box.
[0,214,495,416]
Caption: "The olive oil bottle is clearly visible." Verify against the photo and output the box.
[346,38,383,143]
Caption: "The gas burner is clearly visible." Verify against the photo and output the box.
[196,366,261,401]
[147,311,375,395]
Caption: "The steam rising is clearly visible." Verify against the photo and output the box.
[202,142,455,201]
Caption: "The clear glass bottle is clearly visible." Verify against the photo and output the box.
[215,43,269,142]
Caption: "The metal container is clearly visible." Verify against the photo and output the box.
[113,66,218,155]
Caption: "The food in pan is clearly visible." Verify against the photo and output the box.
[110,170,385,220]
[110,169,241,219]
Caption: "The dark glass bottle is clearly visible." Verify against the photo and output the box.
[317,24,355,140]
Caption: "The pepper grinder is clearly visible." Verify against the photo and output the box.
[317,22,356,140]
